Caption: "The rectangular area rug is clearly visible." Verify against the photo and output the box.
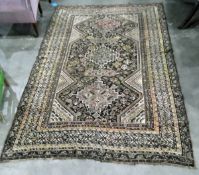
[0,4,194,166]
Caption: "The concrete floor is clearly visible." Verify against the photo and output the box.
[0,0,199,174]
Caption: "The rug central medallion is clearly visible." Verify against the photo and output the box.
[54,14,142,124]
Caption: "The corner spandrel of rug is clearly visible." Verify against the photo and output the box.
[1,4,194,166]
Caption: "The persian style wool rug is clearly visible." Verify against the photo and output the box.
[1,4,194,166]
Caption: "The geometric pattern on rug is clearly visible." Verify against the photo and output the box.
[0,4,194,167]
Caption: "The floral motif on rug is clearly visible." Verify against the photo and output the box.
[0,4,194,166]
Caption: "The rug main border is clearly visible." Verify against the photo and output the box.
[0,3,195,167]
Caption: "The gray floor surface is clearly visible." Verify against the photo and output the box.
[0,0,199,174]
